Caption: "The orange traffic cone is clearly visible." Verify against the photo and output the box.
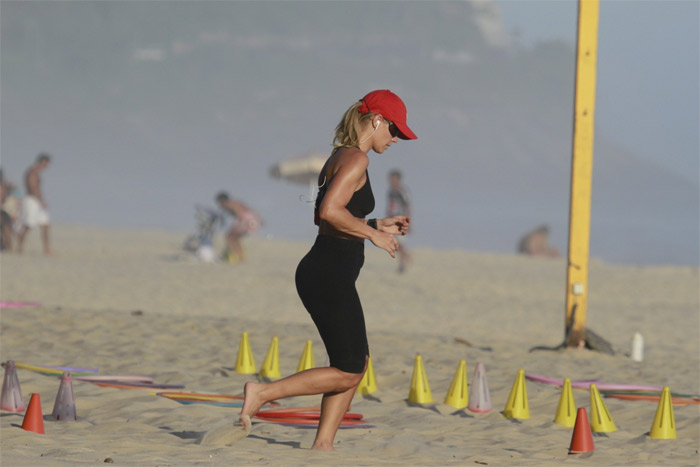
[568,407,594,455]
[21,393,45,434]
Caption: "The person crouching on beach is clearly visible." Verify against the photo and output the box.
[215,192,263,264]
[239,90,417,450]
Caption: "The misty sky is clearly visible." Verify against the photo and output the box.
[1,0,697,266]
[495,0,699,183]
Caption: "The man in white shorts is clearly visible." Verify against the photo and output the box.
[17,153,53,255]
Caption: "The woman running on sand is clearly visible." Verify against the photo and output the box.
[239,90,417,450]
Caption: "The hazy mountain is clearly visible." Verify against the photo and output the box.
[2,1,697,265]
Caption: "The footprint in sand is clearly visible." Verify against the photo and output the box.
[198,416,251,446]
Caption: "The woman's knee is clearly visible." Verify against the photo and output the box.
[346,356,369,388]
[336,368,365,391]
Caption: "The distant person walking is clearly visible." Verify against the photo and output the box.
[17,154,53,255]
[215,192,263,263]
[387,169,412,272]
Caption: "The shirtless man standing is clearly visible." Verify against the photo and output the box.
[17,153,53,255]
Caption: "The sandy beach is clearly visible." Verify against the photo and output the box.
[1,225,698,465]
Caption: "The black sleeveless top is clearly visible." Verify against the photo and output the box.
[314,171,375,225]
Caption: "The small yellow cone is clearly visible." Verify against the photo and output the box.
[259,337,281,380]
[235,332,256,374]
[503,369,530,419]
[444,360,468,409]
[589,383,617,432]
[227,252,240,264]
[408,354,434,404]
[296,340,315,372]
[554,378,577,427]
[356,355,377,395]
[649,386,677,439]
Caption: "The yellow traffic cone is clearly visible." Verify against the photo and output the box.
[259,337,281,380]
[589,383,617,432]
[444,360,468,409]
[554,378,576,427]
[649,386,676,439]
[296,340,315,372]
[408,354,434,404]
[235,331,256,374]
[503,369,530,419]
[356,355,377,395]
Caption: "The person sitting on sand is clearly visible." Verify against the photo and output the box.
[215,192,263,263]
[239,89,416,450]
[517,224,560,257]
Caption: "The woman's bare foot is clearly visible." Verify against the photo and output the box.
[239,381,266,429]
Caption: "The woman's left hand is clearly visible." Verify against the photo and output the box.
[379,216,410,236]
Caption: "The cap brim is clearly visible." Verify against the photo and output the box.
[396,122,417,140]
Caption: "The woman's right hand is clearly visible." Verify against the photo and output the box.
[370,230,399,258]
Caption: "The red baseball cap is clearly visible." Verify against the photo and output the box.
[358,90,417,140]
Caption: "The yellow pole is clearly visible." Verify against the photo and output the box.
[565,0,600,348]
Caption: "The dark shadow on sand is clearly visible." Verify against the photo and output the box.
[502,414,523,424]
[248,433,301,449]
[361,394,382,402]
[405,401,440,414]
[169,430,206,440]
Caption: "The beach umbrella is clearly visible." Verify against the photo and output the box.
[269,153,327,202]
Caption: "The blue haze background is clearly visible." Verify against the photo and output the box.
[1,0,698,266]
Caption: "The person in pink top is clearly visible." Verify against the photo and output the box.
[216,192,263,263]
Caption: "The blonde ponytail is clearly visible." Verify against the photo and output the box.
[332,101,375,149]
